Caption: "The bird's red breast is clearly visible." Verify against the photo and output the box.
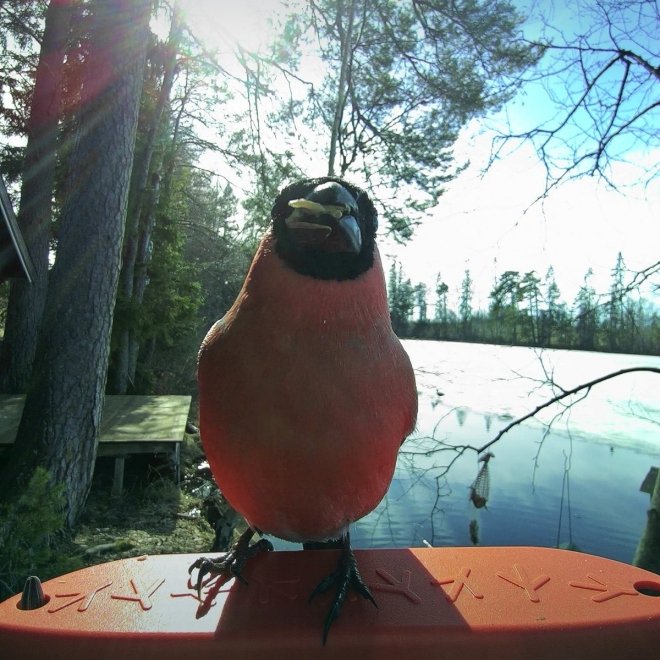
[199,231,416,543]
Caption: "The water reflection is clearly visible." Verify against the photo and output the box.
[348,340,660,566]
[351,416,656,566]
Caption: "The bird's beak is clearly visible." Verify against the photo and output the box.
[336,214,361,254]
[286,196,362,254]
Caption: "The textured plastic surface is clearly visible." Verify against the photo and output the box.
[0,547,658,659]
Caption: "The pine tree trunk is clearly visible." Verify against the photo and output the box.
[0,0,72,393]
[112,9,182,393]
[0,0,151,527]
[128,173,161,384]
[327,0,356,177]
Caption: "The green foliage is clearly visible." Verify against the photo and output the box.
[388,261,415,333]
[291,0,541,238]
[0,468,80,601]
[414,283,428,322]
[0,144,25,184]
[459,269,474,330]
[435,275,449,323]
[0,2,45,136]
[0,280,8,333]
[606,252,627,351]
[126,150,254,393]
[141,211,202,346]
[573,269,599,350]
[240,153,303,238]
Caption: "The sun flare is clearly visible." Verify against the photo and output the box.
[176,0,287,54]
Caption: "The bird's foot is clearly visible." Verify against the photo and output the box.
[308,532,377,645]
[188,527,273,594]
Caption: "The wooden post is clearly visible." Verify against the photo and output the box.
[172,442,181,486]
[112,456,125,497]
[633,467,660,574]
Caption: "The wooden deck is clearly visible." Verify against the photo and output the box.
[0,394,192,495]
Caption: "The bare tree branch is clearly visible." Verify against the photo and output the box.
[476,366,660,454]
[490,0,660,197]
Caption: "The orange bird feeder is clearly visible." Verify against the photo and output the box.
[1,547,659,659]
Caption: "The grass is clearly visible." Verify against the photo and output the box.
[1,433,218,601]
[73,433,216,560]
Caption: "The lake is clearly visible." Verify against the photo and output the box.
[278,340,660,564]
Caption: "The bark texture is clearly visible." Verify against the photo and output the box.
[0,0,72,393]
[0,0,151,527]
[112,8,182,393]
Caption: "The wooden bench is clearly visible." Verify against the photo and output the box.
[0,394,192,495]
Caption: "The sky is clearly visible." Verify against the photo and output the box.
[176,0,660,312]
[378,128,660,310]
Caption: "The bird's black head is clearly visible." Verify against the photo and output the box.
[271,176,378,281]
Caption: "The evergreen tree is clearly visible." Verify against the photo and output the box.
[414,283,428,322]
[387,261,414,334]
[0,0,72,393]
[520,270,541,344]
[573,268,600,351]
[540,266,561,345]
[0,0,152,526]
[459,269,473,335]
[435,273,449,324]
[290,0,540,238]
[489,270,521,343]
[112,6,184,394]
[607,251,627,351]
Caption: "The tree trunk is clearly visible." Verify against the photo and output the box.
[633,469,660,575]
[113,8,182,393]
[128,172,161,382]
[0,0,72,393]
[327,0,356,177]
[0,0,151,527]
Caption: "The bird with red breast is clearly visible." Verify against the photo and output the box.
[190,176,417,643]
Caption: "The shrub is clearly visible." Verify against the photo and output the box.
[0,467,80,601]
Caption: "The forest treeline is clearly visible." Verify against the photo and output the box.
[388,254,660,356]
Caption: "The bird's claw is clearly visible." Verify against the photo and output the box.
[188,532,273,596]
[188,555,245,594]
[309,542,377,645]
